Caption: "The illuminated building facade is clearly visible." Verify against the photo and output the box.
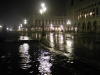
[28,13,67,32]
[66,0,100,33]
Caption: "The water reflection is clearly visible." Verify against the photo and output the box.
[49,33,54,47]
[49,32,65,51]
[66,40,73,47]
[19,36,30,40]
[19,43,32,70]
[30,32,41,40]
[58,33,65,51]
[38,50,52,75]
[65,39,74,59]
[58,33,64,44]
[55,33,58,43]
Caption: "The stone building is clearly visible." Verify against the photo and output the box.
[28,13,67,32]
[66,0,100,33]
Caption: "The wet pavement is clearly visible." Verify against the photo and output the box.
[0,32,100,75]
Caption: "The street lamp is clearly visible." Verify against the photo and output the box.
[20,24,22,27]
[39,3,47,40]
[23,19,27,31]
[24,19,27,25]
[67,20,71,32]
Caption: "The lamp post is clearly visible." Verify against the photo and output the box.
[20,24,23,34]
[40,3,47,40]
[67,20,71,32]
[24,19,27,31]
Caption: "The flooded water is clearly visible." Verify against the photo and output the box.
[30,32,100,62]
[0,32,100,75]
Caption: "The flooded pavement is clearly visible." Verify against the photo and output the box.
[0,32,100,75]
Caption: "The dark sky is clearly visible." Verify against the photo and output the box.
[0,0,66,27]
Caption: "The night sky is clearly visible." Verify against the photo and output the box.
[0,0,66,27]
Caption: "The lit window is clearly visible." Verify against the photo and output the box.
[85,14,87,18]
[90,12,92,16]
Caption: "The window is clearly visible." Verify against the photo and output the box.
[96,7,99,15]
[93,8,95,16]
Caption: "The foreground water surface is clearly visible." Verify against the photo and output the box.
[0,32,100,75]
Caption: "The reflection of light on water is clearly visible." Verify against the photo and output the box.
[36,33,37,39]
[66,34,71,37]
[58,33,64,50]
[19,43,31,70]
[19,36,30,40]
[50,33,54,47]
[66,40,72,47]
[59,34,64,44]
[71,36,74,39]
[50,33,54,42]
[38,51,52,75]
[55,34,58,43]
[65,39,74,59]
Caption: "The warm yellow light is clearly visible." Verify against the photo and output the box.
[90,12,92,16]
[85,14,86,18]
[78,16,79,19]
[80,15,81,17]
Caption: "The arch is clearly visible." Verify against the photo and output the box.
[93,21,97,33]
[87,22,91,33]
[78,23,81,32]
[93,8,95,17]
[82,22,86,32]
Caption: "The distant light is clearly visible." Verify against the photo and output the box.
[40,9,43,14]
[19,26,21,30]
[80,15,81,18]
[90,12,92,16]
[20,24,22,27]
[26,28,27,31]
[7,27,9,30]
[67,20,71,25]
[0,25,2,28]
[24,20,27,24]
[85,14,86,18]
[43,7,47,12]
[10,28,12,31]
[41,3,45,8]
[40,3,47,14]
[60,25,63,29]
